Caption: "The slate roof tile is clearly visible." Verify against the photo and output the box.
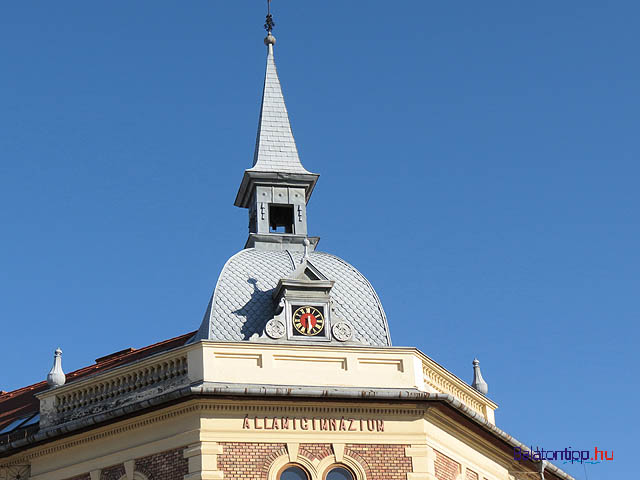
[194,249,391,346]
[248,45,312,175]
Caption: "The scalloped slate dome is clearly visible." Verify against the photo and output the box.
[193,248,390,346]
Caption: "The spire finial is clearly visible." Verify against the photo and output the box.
[47,347,66,389]
[264,0,276,46]
[471,357,488,395]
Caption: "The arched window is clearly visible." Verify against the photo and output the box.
[325,466,355,480]
[279,464,310,480]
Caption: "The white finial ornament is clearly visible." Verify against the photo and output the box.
[47,347,66,388]
[302,238,310,262]
[471,358,488,395]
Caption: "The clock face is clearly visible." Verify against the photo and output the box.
[292,305,325,336]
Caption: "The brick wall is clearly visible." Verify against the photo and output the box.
[346,444,411,480]
[465,468,479,480]
[135,447,189,479]
[101,464,125,480]
[218,442,287,480]
[65,442,412,480]
[217,442,411,480]
[299,443,332,461]
[63,447,187,480]
[434,450,460,480]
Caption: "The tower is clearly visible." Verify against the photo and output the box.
[193,23,391,347]
[234,31,319,252]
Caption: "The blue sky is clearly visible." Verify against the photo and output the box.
[1,2,637,478]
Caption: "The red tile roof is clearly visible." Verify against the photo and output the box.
[0,331,195,433]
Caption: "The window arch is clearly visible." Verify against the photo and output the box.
[324,465,356,480]
[278,464,311,480]
[268,448,366,480]
[269,456,317,480]
[317,455,366,480]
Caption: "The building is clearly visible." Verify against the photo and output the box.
[0,13,574,480]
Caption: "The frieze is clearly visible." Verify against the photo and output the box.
[243,415,385,432]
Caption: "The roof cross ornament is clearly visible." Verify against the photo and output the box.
[264,0,275,34]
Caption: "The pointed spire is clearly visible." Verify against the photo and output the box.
[47,347,66,388]
[471,358,488,395]
[249,20,311,175]
[234,4,319,241]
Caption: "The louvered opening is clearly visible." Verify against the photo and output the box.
[269,204,294,233]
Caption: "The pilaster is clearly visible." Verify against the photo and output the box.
[457,464,467,480]
[405,444,436,480]
[184,441,224,480]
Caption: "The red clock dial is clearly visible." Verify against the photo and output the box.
[292,306,325,336]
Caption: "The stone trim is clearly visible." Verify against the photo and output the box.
[23,400,419,461]
[405,445,436,480]
[266,447,368,480]
[184,442,224,480]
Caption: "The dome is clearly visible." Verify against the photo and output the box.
[193,248,391,346]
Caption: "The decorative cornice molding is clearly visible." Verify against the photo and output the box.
[18,402,201,461]
[9,400,425,463]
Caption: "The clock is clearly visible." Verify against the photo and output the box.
[292,305,325,336]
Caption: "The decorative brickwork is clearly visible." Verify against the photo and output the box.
[346,444,411,480]
[135,447,189,479]
[216,442,410,480]
[218,442,287,480]
[434,450,460,480]
[101,464,125,480]
[300,443,332,461]
[63,447,187,480]
[465,468,479,480]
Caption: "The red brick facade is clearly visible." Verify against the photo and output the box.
[101,464,126,480]
[299,443,333,461]
[346,444,412,480]
[465,468,479,480]
[216,442,412,480]
[64,447,188,480]
[434,450,460,480]
[67,442,479,480]
[135,447,189,479]
[218,442,288,480]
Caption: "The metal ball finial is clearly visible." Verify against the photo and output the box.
[264,34,276,46]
